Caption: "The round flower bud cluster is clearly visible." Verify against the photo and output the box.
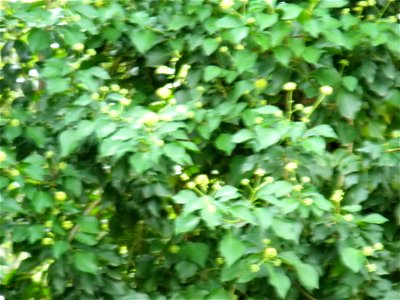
[293,184,303,192]
[301,176,311,183]
[119,246,128,255]
[72,43,85,51]
[254,79,268,90]
[320,85,333,96]
[169,245,180,254]
[62,220,74,230]
[194,174,209,188]
[219,46,229,53]
[373,242,384,250]
[140,112,160,127]
[254,117,264,124]
[250,264,260,272]
[240,178,250,186]
[366,263,377,273]
[54,191,67,201]
[263,247,278,259]
[156,86,172,99]
[303,198,313,206]
[283,82,297,91]
[7,182,21,191]
[284,162,298,172]
[0,150,7,162]
[330,189,344,203]
[254,168,266,177]
[362,246,374,256]
[42,238,54,245]
[220,0,234,10]
[264,176,274,184]
[10,119,20,127]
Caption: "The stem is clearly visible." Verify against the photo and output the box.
[286,90,293,121]
[305,94,326,119]
[294,281,317,300]
[385,147,400,153]
[378,0,392,18]
[68,199,101,241]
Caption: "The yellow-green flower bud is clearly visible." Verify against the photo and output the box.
[283,82,297,91]
[54,191,67,201]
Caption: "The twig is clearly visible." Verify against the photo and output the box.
[294,281,317,300]
[68,199,101,241]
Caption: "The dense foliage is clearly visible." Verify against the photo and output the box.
[1,0,399,299]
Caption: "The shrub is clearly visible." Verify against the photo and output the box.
[1,0,399,299]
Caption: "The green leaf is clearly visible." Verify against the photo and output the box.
[45,77,70,94]
[232,129,254,143]
[164,143,192,165]
[175,214,200,234]
[278,3,303,20]
[28,29,51,52]
[32,191,53,213]
[216,15,243,28]
[182,243,210,267]
[204,65,223,81]
[53,241,69,259]
[129,152,155,173]
[361,214,388,224]
[267,266,291,299]
[339,247,365,272]
[28,225,45,243]
[77,216,100,234]
[202,38,219,55]
[206,288,235,300]
[296,264,319,290]
[255,127,282,150]
[337,91,362,120]
[301,137,326,155]
[272,218,302,242]
[59,130,83,157]
[129,29,157,53]
[256,13,278,30]
[64,177,82,197]
[342,76,358,92]
[175,261,198,280]
[257,181,293,198]
[302,47,322,64]
[74,251,98,274]
[233,50,257,73]
[219,234,245,266]
[304,124,337,139]
[274,46,292,65]
[215,133,235,155]
[26,127,47,148]
[172,190,198,204]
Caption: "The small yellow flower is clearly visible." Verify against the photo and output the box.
[240,178,250,186]
[219,46,229,53]
[262,238,271,244]
[366,263,377,273]
[44,221,53,228]
[91,93,100,100]
[119,246,128,255]
[180,173,190,181]
[294,104,304,111]
[194,174,209,186]
[86,49,96,56]
[54,191,67,201]
[120,88,129,95]
[111,84,120,91]
[250,264,260,272]
[284,162,298,172]
[42,238,54,245]
[156,86,172,99]
[195,101,203,108]
[9,169,20,177]
[207,204,217,213]
[58,162,67,170]
[0,150,7,162]
[373,243,384,251]
[196,86,205,93]
[301,176,311,183]
[254,117,264,124]
[99,86,109,93]
[155,139,165,147]
[303,198,314,206]
[263,247,278,259]
[187,111,195,119]
[220,0,234,10]
[169,245,180,253]
[119,98,131,106]
[283,82,297,91]
[186,181,196,189]
[216,257,224,265]
[141,112,160,126]
[293,184,303,192]
[362,246,374,256]
[273,111,283,118]
[10,119,20,127]
[62,220,74,230]
[264,176,274,184]
[320,86,333,96]
[343,214,354,222]
[331,189,344,203]
[72,43,85,51]
[273,259,282,266]
[7,182,21,191]
[235,44,245,50]
[254,168,266,177]
[246,17,256,24]
[254,79,268,90]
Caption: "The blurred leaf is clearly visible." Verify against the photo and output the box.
[219,234,245,266]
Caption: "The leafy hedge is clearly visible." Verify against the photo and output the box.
[1,0,399,299]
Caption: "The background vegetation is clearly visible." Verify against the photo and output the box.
[0,0,399,299]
